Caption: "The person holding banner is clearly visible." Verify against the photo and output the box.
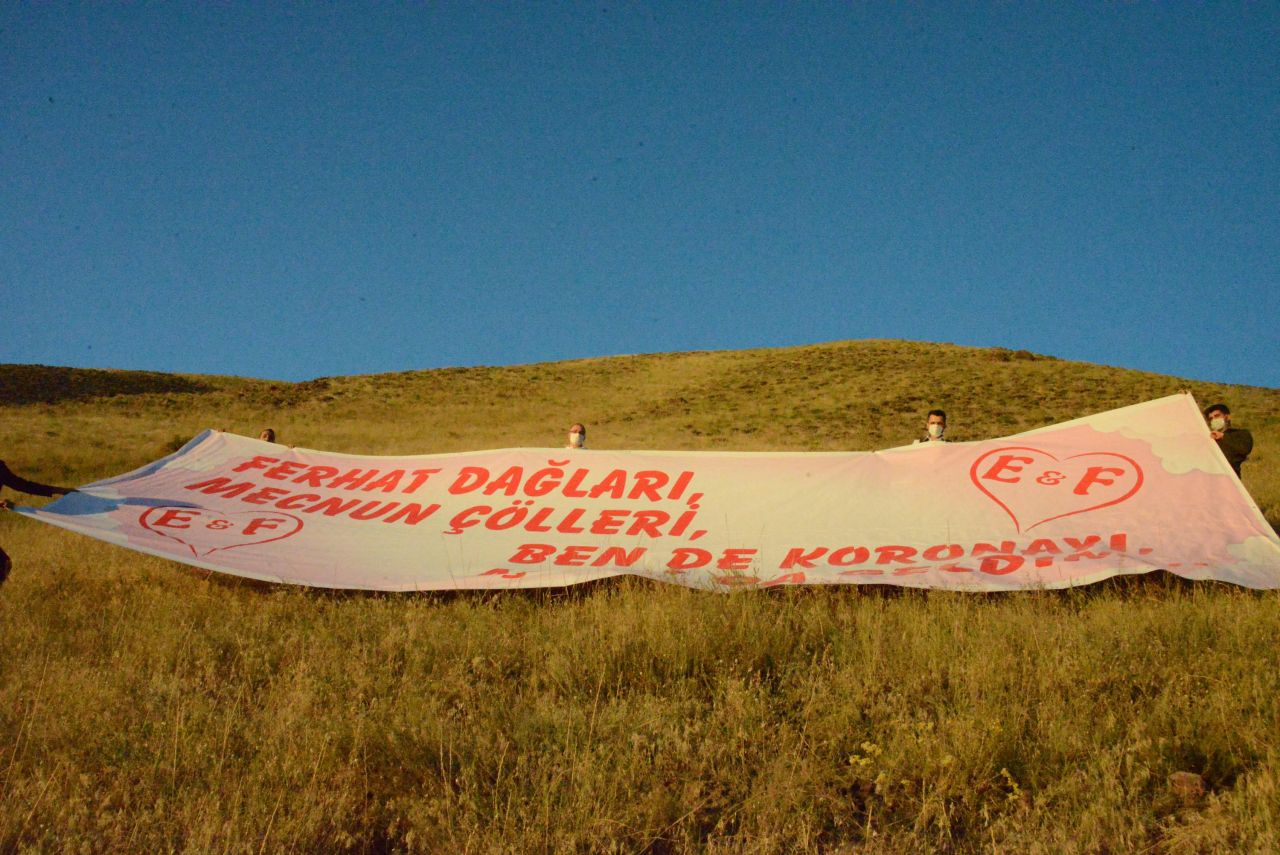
[912,410,949,444]
[1204,403,1253,477]
[259,428,277,443]
[566,423,587,449]
[0,461,75,586]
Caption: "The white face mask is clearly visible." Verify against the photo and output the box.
[1209,417,1226,432]
[568,432,584,448]
[927,423,944,439]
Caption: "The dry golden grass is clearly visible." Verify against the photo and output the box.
[2,340,1278,852]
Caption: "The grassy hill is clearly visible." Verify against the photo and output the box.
[2,340,1278,852]
[3,340,1277,515]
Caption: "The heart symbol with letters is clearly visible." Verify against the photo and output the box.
[969,446,1144,532]
[140,506,303,557]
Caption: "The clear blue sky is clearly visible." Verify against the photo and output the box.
[4,3,1277,387]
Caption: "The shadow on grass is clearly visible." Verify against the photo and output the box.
[0,364,214,405]
[176,564,1270,609]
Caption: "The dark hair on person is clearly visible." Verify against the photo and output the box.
[927,409,947,421]
[1203,403,1230,417]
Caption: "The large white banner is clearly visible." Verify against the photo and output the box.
[17,395,1280,590]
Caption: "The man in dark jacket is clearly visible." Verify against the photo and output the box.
[1,461,75,585]
[1203,403,1254,478]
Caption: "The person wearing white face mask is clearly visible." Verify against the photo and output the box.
[913,409,949,444]
[566,423,587,449]
[1204,403,1252,478]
